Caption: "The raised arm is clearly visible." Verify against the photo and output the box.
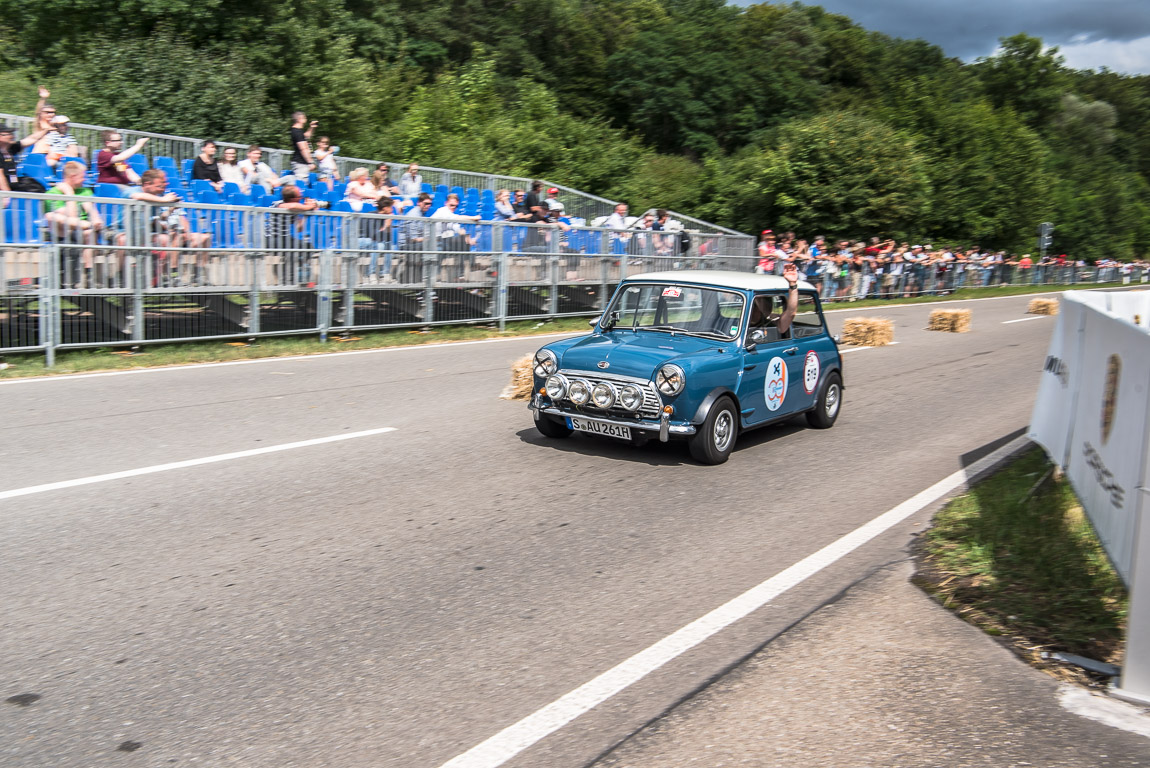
[113,137,149,163]
[778,263,800,336]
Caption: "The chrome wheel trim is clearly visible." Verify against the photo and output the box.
[825,383,841,418]
[713,409,735,452]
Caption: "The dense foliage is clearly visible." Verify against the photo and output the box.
[1,0,1148,257]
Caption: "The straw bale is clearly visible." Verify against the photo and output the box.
[841,317,894,347]
[1027,298,1059,315]
[500,354,536,401]
[927,308,972,332]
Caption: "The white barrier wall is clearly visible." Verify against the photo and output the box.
[1029,289,1150,704]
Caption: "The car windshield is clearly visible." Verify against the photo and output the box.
[604,283,745,340]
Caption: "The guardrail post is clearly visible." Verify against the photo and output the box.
[494,225,507,332]
[41,245,58,368]
[317,249,333,342]
[423,235,436,326]
[549,234,560,316]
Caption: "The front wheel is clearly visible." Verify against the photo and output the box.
[534,411,573,438]
[688,396,738,465]
[806,372,842,429]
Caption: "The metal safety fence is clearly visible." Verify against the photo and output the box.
[763,260,1148,304]
[0,190,754,364]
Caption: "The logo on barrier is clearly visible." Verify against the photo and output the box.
[765,356,787,411]
[1101,353,1120,445]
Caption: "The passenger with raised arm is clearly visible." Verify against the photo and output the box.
[747,263,800,338]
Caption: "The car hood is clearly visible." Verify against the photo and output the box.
[558,331,723,380]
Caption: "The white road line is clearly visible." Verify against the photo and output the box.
[436,434,1032,768]
[1002,316,1048,324]
[0,427,397,501]
[0,333,584,386]
[840,342,900,354]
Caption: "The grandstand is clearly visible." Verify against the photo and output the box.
[0,112,753,361]
[0,112,743,236]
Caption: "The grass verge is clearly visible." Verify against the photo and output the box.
[0,281,1130,379]
[913,447,1128,688]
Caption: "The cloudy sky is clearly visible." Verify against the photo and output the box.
[737,0,1150,75]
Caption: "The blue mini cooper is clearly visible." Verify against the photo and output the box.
[527,270,843,464]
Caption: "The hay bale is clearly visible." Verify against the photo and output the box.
[1027,298,1059,315]
[841,317,894,347]
[928,308,972,333]
[500,354,536,400]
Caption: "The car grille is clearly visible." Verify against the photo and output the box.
[556,370,663,420]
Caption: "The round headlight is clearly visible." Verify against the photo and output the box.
[568,379,591,405]
[591,382,616,409]
[533,349,558,377]
[618,384,644,412]
[655,364,686,396]
[545,374,568,399]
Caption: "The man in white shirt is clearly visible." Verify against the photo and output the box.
[238,145,291,195]
[431,193,479,278]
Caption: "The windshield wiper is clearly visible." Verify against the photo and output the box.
[641,325,688,334]
[685,329,731,339]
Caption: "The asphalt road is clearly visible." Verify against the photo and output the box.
[0,293,1139,767]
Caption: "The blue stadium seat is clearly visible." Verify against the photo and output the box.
[181,158,195,183]
[196,187,222,205]
[2,199,42,244]
[126,154,148,175]
[480,189,495,202]
[95,183,125,199]
[450,186,464,198]
[421,182,432,194]
[435,184,448,197]
[154,156,178,174]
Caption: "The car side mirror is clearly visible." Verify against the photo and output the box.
[588,317,599,327]
[746,328,765,351]
[833,334,841,344]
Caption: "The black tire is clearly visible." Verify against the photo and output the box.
[534,411,573,438]
[806,371,842,429]
[688,396,738,465]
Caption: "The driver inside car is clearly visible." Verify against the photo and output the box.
[748,262,800,339]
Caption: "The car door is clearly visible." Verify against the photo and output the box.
[737,291,809,426]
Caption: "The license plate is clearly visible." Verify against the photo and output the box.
[567,417,631,440]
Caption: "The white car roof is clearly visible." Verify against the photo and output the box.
[625,270,814,292]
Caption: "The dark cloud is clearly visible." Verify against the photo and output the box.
[733,1,1150,64]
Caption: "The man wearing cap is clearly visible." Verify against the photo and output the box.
[0,123,51,204]
[44,115,82,168]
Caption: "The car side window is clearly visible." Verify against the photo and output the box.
[791,292,825,338]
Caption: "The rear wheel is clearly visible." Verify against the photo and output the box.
[805,372,842,429]
[534,411,573,438]
[688,396,738,465]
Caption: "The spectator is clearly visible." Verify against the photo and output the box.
[218,147,245,190]
[124,169,210,287]
[344,167,383,211]
[44,161,104,287]
[544,186,562,210]
[492,188,515,221]
[96,130,149,189]
[431,193,479,277]
[511,189,529,215]
[398,192,434,282]
[603,202,631,253]
[192,140,223,193]
[33,86,54,133]
[289,111,318,184]
[650,209,672,255]
[265,184,318,284]
[43,115,82,168]
[238,145,290,195]
[372,164,400,196]
[756,230,777,274]
[0,122,50,201]
[523,181,545,215]
[397,163,423,197]
[314,136,340,191]
[363,197,397,284]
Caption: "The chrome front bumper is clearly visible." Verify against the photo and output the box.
[530,394,696,441]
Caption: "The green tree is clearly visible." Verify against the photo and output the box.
[974,34,1070,130]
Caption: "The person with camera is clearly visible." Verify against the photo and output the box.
[129,169,211,286]
[0,123,50,203]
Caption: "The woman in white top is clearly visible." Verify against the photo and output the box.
[314,136,340,191]
[218,147,245,190]
[344,167,382,212]
[492,189,515,221]
[397,163,423,197]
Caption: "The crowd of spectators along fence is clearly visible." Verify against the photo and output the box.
[752,234,1149,302]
